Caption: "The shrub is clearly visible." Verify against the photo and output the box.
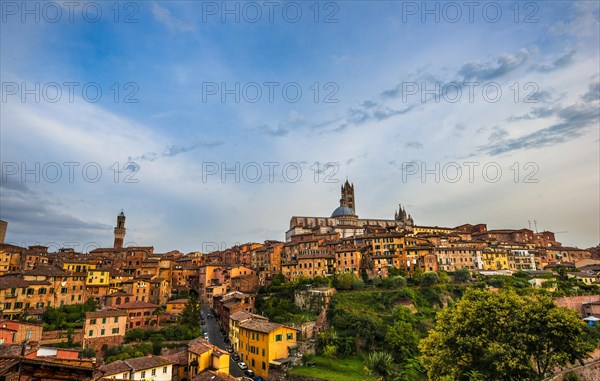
[420,272,440,287]
[351,279,365,290]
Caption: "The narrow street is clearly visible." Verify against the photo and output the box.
[201,305,245,378]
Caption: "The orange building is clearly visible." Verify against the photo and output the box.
[82,309,127,350]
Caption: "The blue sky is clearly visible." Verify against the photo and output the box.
[1,1,599,252]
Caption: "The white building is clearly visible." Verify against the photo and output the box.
[100,355,173,381]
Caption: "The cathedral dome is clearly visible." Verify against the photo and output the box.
[331,205,355,218]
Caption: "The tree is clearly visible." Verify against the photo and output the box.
[453,268,471,283]
[180,294,200,328]
[351,279,365,290]
[438,271,451,284]
[388,267,407,277]
[79,347,96,359]
[386,321,419,360]
[420,288,593,381]
[411,268,424,282]
[420,272,440,287]
[333,272,357,290]
[271,272,286,287]
[323,344,337,365]
[153,307,164,327]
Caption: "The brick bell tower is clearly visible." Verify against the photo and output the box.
[113,210,126,249]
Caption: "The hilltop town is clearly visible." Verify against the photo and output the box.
[1,182,599,381]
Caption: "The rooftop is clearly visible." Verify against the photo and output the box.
[239,319,283,333]
[124,355,172,371]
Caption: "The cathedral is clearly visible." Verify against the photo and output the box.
[285,180,414,241]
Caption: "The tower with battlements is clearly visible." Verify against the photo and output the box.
[113,211,126,249]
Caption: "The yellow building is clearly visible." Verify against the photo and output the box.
[187,337,230,378]
[482,249,511,270]
[228,311,269,353]
[166,299,187,315]
[238,319,298,379]
[86,269,110,286]
[0,244,22,275]
[63,260,96,273]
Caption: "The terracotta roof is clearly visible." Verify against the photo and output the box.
[116,301,159,310]
[187,338,212,356]
[107,291,133,297]
[298,253,335,260]
[100,360,132,375]
[0,276,32,289]
[0,243,25,251]
[24,280,52,286]
[86,309,128,318]
[160,351,187,366]
[192,370,238,381]
[124,355,172,371]
[25,264,70,277]
[239,319,283,333]
[166,299,187,304]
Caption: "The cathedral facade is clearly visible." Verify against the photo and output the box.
[285,180,414,241]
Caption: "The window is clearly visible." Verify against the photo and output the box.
[275,334,282,342]
[112,328,119,334]
[151,369,156,376]
[140,371,145,378]
[262,349,265,357]
[114,317,118,323]
[163,367,167,374]
[286,333,294,340]
[89,330,93,336]
[102,318,107,324]
[123,374,127,379]
[90,319,96,324]
[101,329,105,335]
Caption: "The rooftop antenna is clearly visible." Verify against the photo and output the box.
[533,220,538,233]
[528,220,532,230]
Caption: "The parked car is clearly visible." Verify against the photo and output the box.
[227,347,233,353]
[253,377,266,381]
[245,369,255,377]
[238,362,248,370]
[232,354,240,361]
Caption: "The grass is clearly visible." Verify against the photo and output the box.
[288,355,376,381]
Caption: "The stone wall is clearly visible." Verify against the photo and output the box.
[83,334,125,351]
[554,295,600,315]
[546,349,600,381]
[294,288,336,314]
[40,329,83,345]
[546,360,600,381]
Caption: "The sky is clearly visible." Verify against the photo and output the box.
[1,0,599,253]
